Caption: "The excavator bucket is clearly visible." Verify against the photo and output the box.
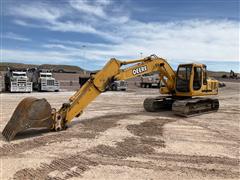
[2,97,53,141]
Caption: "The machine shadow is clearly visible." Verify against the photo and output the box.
[69,110,179,127]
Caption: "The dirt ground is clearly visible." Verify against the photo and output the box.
[0,81,239,180]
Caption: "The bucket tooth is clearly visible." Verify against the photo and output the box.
[2,97,54,141]
[2,122,19,141]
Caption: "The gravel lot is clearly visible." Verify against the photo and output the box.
[0,82,239,180]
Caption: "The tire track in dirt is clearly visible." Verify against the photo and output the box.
[13,154,98,180]
[12,118,174,179]
[180,118,240,143]
[13,152,240,180]
[88,118,239,178]
[89,137,158,158]
[0,113,139,157]
[91,155,240,179]
[0,131,95,157]
[90,118,175,158]
[12,117,240,179]
[145,153,239,167]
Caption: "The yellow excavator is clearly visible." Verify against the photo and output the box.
[2,55,219,141]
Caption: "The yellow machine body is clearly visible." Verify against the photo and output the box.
[2,55,219,141]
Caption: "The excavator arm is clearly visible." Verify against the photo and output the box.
[53,55,176,130]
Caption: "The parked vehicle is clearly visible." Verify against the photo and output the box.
[109,80,127,91]
[79,76,127,91]
[5,68,32,92]
[31,69,60,92]
[140,75,161,88]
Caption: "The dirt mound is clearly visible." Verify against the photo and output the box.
[39,64,85,73]
[0,62,85,73]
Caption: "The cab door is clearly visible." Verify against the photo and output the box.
[176,65,192,93]
[193,66,202,91]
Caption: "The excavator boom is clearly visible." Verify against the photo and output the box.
[50,55,176,130]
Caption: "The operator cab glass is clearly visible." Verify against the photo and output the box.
[40,74,52,78]
[12,72,26,77]
[176,65,192,92]
[193,66,202,90]
[176,64,205,92]
[202,65,207,85]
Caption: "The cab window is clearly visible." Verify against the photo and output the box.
[203,66,207,85]
[193,67,202,90]
[176,65,192,92]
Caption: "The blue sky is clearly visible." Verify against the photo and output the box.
[1,0,239,71]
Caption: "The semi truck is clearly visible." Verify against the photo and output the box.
[79,75,127,91]
[140,74,161,88]
[31,69,60,92]
[108,80,128,91]
[4,68,32,92]
[0,73,4,92]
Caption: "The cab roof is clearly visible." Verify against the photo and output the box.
[178,63,206,67]
[12,71,26,74]
[40,72,52,75]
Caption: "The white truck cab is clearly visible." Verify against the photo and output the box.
[8,71,32,92]
[38,72,60,92]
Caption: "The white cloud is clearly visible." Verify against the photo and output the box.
[3,19,239,70]
[47,21,98,34]
[2,49,74,63]
[42,44,70,50]
[11,3,62,22]
[3,1,239,70]
[9,2,100,35]
[14,20,32,27]
[9,0,124,42]
[69,0,107,18]
[3,32,31,41]
[10,0,128,42]
[46,19,239,62]
[1,47,105,70]
[96,0,111,6]
[69,0,129,24]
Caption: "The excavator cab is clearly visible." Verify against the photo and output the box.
[175,64,217,96]
[170,63,219,116]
